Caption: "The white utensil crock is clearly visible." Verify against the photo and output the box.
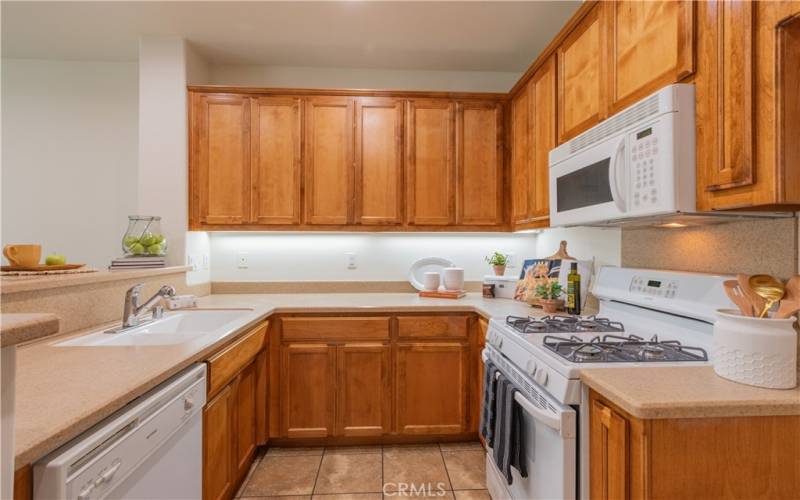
[712,309,798,389]
[423,271,440,291]
[442,267,465,291]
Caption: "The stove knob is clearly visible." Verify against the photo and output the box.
[496,337,503,349]
[525,359,537,376]
[534,367,549,386]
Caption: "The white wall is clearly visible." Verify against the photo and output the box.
[208,64,519,92]
[210,233,539,282]
[1,59,139,268]
[138,38,211,284]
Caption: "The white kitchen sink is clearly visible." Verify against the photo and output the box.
[55,309,254,347]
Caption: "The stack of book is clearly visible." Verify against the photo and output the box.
[109,256,166,270]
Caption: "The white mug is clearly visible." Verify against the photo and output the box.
[423,272,440,291]
[442,267,465,291]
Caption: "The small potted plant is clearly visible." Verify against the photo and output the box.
[484,251,508,276]
[534,278,564,313]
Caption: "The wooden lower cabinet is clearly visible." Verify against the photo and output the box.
[396,342,470,435]
[280,343,336,438]
[589,389,800,499]
[203,385,235,500]
[233,362,258,477]
[337,343,392,436]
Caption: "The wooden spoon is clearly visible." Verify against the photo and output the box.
[776,276,800,319]
[723,280,755,317]
[748,274,785,318]
[737,274,764,317]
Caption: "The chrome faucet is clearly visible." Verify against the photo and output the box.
[120,284,176,329]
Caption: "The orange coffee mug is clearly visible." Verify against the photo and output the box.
[3,244,41,267]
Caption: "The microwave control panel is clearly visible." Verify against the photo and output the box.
[630,276,678,299]
[630,125,660,209]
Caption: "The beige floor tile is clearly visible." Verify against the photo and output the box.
[325,445,384,455]
[453,490,491,500]
[314,453,384,494]
[235,448,266,497]
[242,454,321,496]
[314,494,383,500]
[383,491,455,499]
[438,442,484,452]
[442,451,486,490]
[383,443,441,452]
[241,497,311,500]
[383,446,452,493]
[266,446,325,456]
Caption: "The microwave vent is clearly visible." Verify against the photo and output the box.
[569,94,660,154]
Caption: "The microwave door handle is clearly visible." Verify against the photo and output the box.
[608,137,627,212]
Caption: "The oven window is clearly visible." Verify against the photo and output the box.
[556,158,614,212]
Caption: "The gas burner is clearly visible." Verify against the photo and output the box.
[505,315,625,335]
[542,333,709,364]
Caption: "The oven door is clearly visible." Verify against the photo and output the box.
[549,133,628,227]
[483,348,577,500]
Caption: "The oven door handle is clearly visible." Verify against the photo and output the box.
[608,136,627,213]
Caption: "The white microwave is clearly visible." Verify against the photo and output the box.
[549,84,696,227]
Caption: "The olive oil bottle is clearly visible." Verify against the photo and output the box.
[566,262,582,315]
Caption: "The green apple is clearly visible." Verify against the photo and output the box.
[45,253,66,265]
[129,243,145,255]
[139,232,156,247]
[123,235,139,248]
[146,244,163,255]
[152,233,165,244]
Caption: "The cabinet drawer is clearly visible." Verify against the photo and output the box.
[397,316,469,339]
[281,317,390,341]
[207,321,267,397]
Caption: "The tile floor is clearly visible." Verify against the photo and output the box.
[236,442,490,499]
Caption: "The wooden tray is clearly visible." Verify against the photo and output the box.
[1,263,85,272]
[419,290,467,299]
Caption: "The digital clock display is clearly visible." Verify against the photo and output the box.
[647,280,662,288]
[637,127,653,140]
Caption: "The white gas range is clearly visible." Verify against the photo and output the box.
[483,266,734,500]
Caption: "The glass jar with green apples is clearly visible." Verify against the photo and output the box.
[121,215,167,257]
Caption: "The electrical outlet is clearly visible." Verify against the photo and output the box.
[506,252,516,268]
[237,252,249,269]
[187,254,199,272]
[202,254,209,270]
[345,252,357,270]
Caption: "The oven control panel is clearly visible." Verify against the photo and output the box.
[629,276,678,298]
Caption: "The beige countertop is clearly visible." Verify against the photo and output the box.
[13,293,539,469]
[581,366,800,419]
[1,313,60,348]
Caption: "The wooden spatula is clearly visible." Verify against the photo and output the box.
[724,280,755,316]
[737,273,765,317]
[776,276,800,319]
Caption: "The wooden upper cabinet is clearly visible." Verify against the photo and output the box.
[558,3,606,143]
[355,97,404,225]
[305,97,355,225]
[406,99,456,225]
[396,342,469,435]
[336,343,392,436]
[280,343,336,438]
[456,101,503,226]
[251,97,302,224]
[528,54,557,222]
[510,88,531,225]
[606,1,694,114]
[193,93,250,225]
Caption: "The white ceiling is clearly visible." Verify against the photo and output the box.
[1,1,580,72]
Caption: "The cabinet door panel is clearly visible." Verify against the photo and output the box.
[337,343,392,436]
[456,101,503,225]
[529,54,557,221]
[233,362,257,480]
[305,97,354,225]
[396,342,468,435]
[590,398,629,500]
[203,385,234,500]
[558,3,606,142]
[406,100,455,225]
[355,97,403,225]
[511,89,531,224]
[280,343,335,438]
[194,94,250,225]
[251,97,301,224]
[607,0,694,113]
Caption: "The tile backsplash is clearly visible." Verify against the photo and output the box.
[621,217,798,279]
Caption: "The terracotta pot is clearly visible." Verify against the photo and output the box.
[540,299,564,314]
[492,264,506,276]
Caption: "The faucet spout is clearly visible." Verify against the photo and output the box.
[120,284,177,329]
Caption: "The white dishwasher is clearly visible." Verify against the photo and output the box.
[34,364,206,500]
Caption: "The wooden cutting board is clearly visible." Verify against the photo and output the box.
[418,290,467,299]
[1,263,85,272]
